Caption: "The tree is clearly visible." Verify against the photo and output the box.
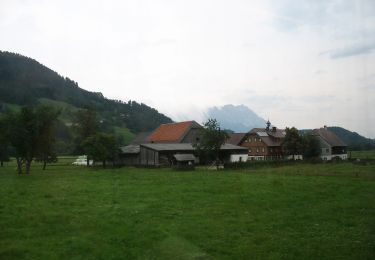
[0,115,10,166]
[195,118,229,168]
[282,127,303,160]
[6,105,60,174]
[82,133,117,168]
[34,106,61,170]
[72,107,98,166]
[302,134,321,159]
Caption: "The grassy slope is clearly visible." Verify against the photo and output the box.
[38,98,135,144]
[113,126,136,145]
[38,98,80,123]
[0,163,374,259]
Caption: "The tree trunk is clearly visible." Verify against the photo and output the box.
[43,160,47,170]
[0,161,3,167]
[16,157,23,174]
[25,160,31,174]
[87,155,90,167]
[103,160,106,168]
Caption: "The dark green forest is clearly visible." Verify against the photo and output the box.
[0,51,172,153]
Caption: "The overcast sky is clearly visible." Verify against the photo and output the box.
[1,0,374,137]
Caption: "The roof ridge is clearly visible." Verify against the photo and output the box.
[160,120,194,126]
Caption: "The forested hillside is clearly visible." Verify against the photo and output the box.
[0,51,172,134]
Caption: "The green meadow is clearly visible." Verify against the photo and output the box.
[0,161,374,259]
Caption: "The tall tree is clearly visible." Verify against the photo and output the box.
[0,115,10,167]
[282,127,303,160]
[302,134,321,159]
[6,105,59,174]
[72,107,98,165]
[34,106,61,170]
[195,118,229,168]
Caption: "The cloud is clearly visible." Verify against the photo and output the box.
[320,42,375,59]
[315,69,327,75]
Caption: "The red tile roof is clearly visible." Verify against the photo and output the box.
[147,121,195,143]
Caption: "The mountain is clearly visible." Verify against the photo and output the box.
[206,104,267,132]
[328,127,375,150]
[301,127,375,150]
[0,51,173,154]
[0,51,172,135]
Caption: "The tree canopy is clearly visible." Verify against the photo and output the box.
[195,118,229,166]
[282,127,303,159]
[83,133,118,168]
[4,105,60,174]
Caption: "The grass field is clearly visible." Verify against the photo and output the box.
[351,150,375,160]
[0,162,374,259]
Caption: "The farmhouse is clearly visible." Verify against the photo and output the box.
[119,121,248,166]
[228,121,286,160]
[312,126,348,160]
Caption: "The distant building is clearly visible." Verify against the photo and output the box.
[119,121,248,166]
[312,126,348,160]
[228,121,287,160]
[139,143,247,167]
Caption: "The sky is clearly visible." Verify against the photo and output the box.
[1,0,375,138]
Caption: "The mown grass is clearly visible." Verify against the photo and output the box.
[0,162,374,259]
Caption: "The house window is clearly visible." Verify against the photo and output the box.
[326,148,329,153]
[270,148,273,153]
[256,148,259,153]
[248,137,252,142]
[262,147,265,153]
[249,148,252,153]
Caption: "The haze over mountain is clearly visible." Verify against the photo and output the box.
[206,104,267,132]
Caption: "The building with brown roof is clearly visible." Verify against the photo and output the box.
[119,120,248,166]
[147,121,202,143]
[228,121,286,160]
[312,126,348,160]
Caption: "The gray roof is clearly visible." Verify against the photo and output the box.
[141,143,247,151]
[120,145,140,154]
[173,154,196,161]
[249,128,285,146]
[312,128,347,147]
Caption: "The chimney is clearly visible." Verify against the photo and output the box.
[324,125,327,129]
[272,126,276,132]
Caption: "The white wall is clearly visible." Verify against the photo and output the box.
[321,154,348,161]
[230,154,248,162]
[286,155,303,160]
